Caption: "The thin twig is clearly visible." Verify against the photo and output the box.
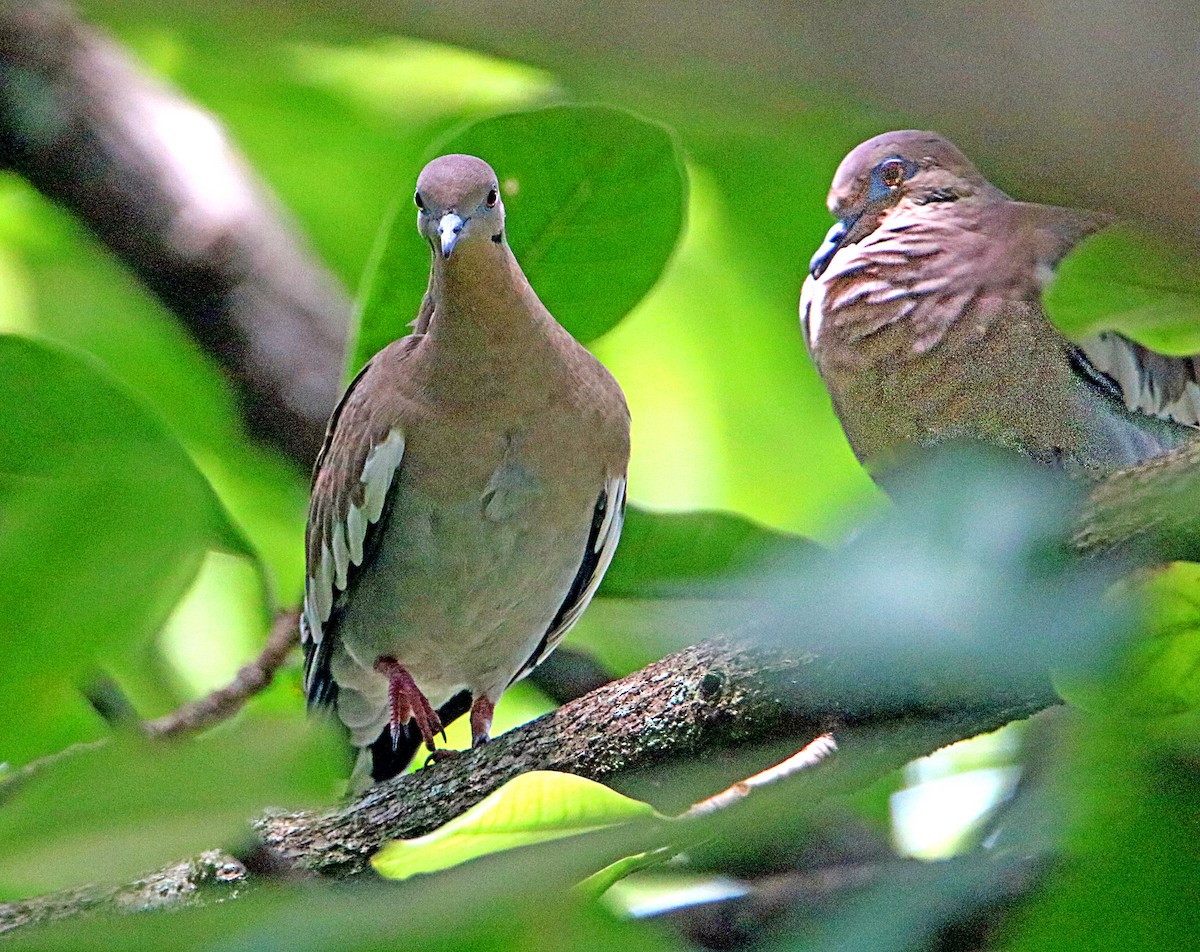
[143,611,300,739]
[682,733,839,820]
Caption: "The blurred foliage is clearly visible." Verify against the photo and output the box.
[744,447,1132,710]
[0,2,1197,950]
[0,719,342,897]
[5,860,689,952]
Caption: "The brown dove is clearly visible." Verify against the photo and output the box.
[302,154,630,783]
[801,130,1199,477]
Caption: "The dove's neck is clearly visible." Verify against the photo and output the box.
[423,239,556,368]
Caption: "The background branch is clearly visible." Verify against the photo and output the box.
[142,611,301,740]
[0,0,349,466]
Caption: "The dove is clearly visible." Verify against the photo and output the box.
[302,155,630,782]
[801,130,1199,477]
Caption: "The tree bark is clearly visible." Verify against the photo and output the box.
[0,637,1060,933]
[1073,441,1200,565]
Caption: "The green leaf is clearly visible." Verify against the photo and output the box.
[1058,562,1200,718]
[352,104,687,369]
[578,848,675,898]
[0,334,251,556]
[1000,713,1200,952]
[0,717,342,897]
[570,507,819,674]
[1048,225,1200,350]
[372,770,660,881]
[600,505,818,599]
[0,335,265,765]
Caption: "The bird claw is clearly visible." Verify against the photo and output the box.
[375,656,442,752]
[423,747,462,768]
[470,695,495,748]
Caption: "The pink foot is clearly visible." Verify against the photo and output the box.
[374,657,443,752]
[470,695,495,748]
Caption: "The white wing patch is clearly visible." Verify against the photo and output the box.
[799,276,826,352]
[302,427,406,651]
[1079,332,1200,428]
[360,429,406,520]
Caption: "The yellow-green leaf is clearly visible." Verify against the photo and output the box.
[372,771,660,881]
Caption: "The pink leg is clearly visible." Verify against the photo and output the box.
[470,695,495,748]
[374,657,443,752]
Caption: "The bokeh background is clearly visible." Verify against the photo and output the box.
[2,1,1199,948]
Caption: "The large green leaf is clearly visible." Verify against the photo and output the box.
[0,717,342,897]
[1048,225,1200,349]
[372,770,660,881]
[1000,711,1200,952]
[352,104,687,368]
[600,505,818,599]
[0,334,251,554]
[0,335,263,765]
[570,506,818,675]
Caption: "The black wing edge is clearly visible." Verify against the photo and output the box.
[302,633,338,712]
[509,482,623,688]
[1067,341,1127,404]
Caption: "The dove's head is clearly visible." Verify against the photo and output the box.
[809,131,1006,278]
[415,154,505,260]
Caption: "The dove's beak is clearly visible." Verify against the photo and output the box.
[438,214,465,259]
[809,217,854,279]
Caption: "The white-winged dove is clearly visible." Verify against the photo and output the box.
[302,155,630,783]
[801,130,1200,477]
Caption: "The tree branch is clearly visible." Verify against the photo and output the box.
[650,850,1046,951]
[0,0,349,466]
[255,638,1056,878]
[1073,441,1200,564]
[0,636,1059,934]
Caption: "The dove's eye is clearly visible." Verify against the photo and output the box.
[486,187,498,208]
[414,192,425,210]
[878,159,907,188]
